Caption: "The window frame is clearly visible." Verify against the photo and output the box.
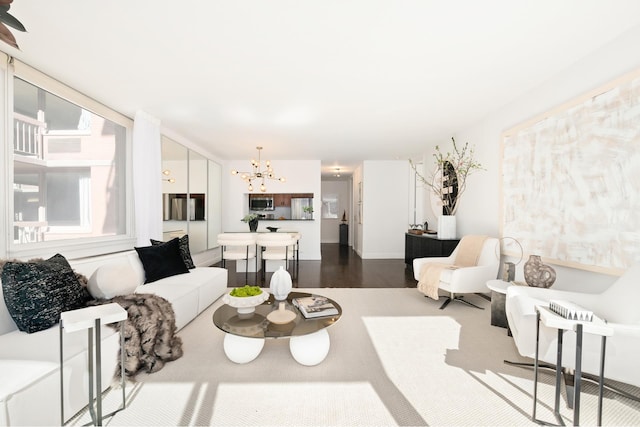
[4,59,136,260]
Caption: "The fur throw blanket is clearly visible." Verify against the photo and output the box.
[91,293,183,380]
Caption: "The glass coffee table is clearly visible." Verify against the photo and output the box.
[213,291,342,366]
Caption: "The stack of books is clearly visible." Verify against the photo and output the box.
[549,300,594,322]
[292,295,339,319]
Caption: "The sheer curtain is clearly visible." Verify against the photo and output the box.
[0,52,7,259]
[132,111,162,246]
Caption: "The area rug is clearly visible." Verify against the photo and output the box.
[76,288,640,426]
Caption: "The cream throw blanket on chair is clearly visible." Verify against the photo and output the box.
[417,235,488,300]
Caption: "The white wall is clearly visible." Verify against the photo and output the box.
[448,24,640,292]
[222,159,322,260]
[360,160,410,259]
[320,180,351,244]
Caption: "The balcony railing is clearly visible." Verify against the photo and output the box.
[14,112,47,159]
[14,221,48,244]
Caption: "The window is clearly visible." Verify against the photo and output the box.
[7,62,134,258]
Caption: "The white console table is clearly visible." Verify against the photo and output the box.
[532,305,613,426]
[60,303,127,426]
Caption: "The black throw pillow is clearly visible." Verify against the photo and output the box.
[135,238,189,284]
[150,235,195,269]
[1,254,91,333]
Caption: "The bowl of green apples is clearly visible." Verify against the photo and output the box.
[222,285,269,314]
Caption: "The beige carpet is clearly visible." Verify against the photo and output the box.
[75,288,640,426]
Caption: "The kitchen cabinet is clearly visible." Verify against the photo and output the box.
[274,194,291,206]
[405,233,459,266]
[249,193,273,200]
[247,193,312,208]
[292,193,314,199]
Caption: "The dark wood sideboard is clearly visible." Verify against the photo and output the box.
[405,233,460,266]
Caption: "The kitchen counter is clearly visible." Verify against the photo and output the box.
[257,218,315,221]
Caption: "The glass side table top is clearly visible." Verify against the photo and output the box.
[213,291,342,339]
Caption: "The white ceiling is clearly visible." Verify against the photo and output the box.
[7,1,640,177]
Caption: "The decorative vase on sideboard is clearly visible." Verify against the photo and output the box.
[249,219,259,232]
[437,215,456,239]
[523,255,556,288]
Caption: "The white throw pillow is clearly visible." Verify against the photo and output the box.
[87,261,140,300]
[127,250,146,286]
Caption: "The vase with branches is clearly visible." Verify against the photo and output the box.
[410,137,483,216]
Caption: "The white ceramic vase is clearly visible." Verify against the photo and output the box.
[437,215,456,239]
[270,266,292,300]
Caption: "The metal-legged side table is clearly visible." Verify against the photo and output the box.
[532,305,613,426]
[60,303,127,426]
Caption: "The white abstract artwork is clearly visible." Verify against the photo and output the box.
[322,194,338,219]
[502,70,640,274]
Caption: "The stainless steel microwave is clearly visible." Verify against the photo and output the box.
[249,196,274,211]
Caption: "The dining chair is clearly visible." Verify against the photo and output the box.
[290,232,301,278]
[217,233,258,285]
[256,233,297,282]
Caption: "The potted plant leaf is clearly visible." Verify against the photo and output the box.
[302,206,314,220]
[0,1,26,50]
[241,213,259,232]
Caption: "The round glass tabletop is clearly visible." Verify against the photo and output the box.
[212,291,342,339]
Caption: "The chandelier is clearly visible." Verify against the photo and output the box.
[231,146,286,192]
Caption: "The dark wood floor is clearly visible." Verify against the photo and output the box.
[218,243,417,288]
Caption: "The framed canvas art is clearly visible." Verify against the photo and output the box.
[501,68,640,275]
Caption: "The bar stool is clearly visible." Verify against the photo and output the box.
[256,233,297,282]
[217,233,258,284]
[290,232,301,278]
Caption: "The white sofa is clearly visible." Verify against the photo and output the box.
[0,250,227,426]
[505,263,640,389]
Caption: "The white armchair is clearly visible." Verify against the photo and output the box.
[505,263,640,391]
[413,236,500,309]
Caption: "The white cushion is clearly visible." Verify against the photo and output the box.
[0,360,58,401]
[87,261,139,299]
[439,268,454,284]
[0,323,118,362]
[127,251,146,285]
[135,282,199,330]
[0,360,60,425]
[0,289,18,335]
